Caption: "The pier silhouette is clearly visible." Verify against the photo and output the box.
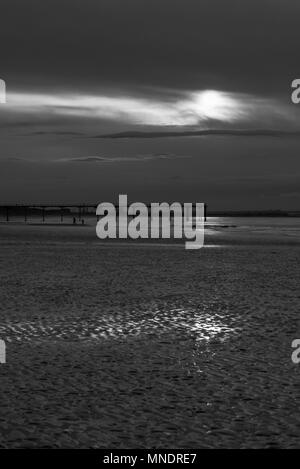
[0,203,207,223]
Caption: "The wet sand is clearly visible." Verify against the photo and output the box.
[0,224,299,448]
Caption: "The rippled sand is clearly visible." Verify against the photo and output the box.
[0,226,299,448]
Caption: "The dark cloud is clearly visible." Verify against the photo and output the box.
[98,129,300,139]
[58,154,188,163]
[1,154,189,164]
[26,131,84,137]
[1,0,300,95]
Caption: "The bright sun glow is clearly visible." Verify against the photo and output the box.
[190,90,240,121]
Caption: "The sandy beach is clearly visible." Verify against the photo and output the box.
[0,221,299,448]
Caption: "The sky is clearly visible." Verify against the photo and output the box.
[0,0,300,209]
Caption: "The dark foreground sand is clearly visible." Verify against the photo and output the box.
[0,224,299,448]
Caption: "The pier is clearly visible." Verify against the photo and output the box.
[0,203,207,223]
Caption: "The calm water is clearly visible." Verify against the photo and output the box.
[209,216,300,228]
[2,214,300,229]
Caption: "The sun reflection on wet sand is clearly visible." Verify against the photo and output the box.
[0,304,238,346]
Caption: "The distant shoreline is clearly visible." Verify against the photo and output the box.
[0,210,300,218]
